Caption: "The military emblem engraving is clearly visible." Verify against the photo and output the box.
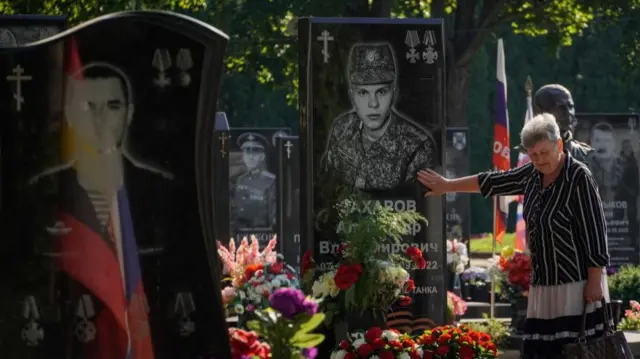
[21,296,44,347]
[404,30,420,64]
[453,131,466,150]
[422,31,438,64]
[152,48,172,88]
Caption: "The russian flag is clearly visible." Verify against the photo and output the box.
[514,77,534,251]
[493,39,510,244]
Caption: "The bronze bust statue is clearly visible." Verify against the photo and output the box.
[533,84,592,162]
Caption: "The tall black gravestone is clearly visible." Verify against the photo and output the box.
[574,113,640,267]
[0,11,231,359]
[298,18,447,332]
[0,15,67,47]
[228,127,291,246]
[213,112,231,244]
[276,135,301,270]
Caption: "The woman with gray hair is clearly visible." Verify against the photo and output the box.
[418,113,611,358]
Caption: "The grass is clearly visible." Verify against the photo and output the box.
[469,233,516,254]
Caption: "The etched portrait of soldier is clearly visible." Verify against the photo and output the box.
[585,122,624,203]
[230,132,276,230]
[320,42,437,190]
[28,62,170,357]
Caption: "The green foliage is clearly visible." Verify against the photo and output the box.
[609,265,640,304]
[248,308,325,358]
[466,315,510,347]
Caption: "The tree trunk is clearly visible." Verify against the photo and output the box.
[446,65,470,127]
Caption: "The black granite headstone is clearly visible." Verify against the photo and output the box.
[0,14,67,47]
[0,11,231,359]
[228,127,291,246]
[213,112,231,244]
[298,17,447,330]
[276,135,301,270]
[444,128,470,242]
[574,113,640,267]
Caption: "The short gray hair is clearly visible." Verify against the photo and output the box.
[520,113,562,150]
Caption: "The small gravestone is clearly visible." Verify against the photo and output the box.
[298,17,447,331]
[574,113,640,267]
[213,112,232,243]
[276,135,301,270]
[228,127,291,245]
[444,128,471,291]
[0,15,67,47]
[0,11,231,359]
[444,128,471,243]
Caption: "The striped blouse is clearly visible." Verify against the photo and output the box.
[478,151,610,286]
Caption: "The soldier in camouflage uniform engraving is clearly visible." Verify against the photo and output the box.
[231,132,276,230]
[321,42,436,190]
[532,84,592,162]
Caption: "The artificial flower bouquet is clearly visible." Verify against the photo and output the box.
[330,327,422,359]
[497,246,531,299]
[447,291,467,317]
[416,324,498,359]
[330,325,498,359]
[228,327,272,359]
[460,267,489,288]
[307,197,425,323]
[247,288,324,359]
[218,235,278,287]
[447,239,470,274]
[223,261,300,325]
[618,300,640,331]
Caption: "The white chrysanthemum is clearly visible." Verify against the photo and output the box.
[416,348,423,358]
[312,280,328,298]
[398,352,410,359]
[352,338,365,349]
[234,304,244,315]
[331,350,347,359]
[382,330,400,341]
[369,356,380,359]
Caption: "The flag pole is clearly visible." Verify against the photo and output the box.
[490,198,496,318]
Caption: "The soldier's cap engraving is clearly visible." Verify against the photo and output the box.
[237,132,269,151]
[348,42,396,85]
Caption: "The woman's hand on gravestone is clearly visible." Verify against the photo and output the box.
[417,169,449,197]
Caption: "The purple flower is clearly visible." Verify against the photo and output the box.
[303,348,318,359]
[269,288,306,318]
[302,299,318,316]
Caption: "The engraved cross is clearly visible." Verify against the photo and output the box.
[219,133,228,158]
[317,30,334,64]
[285,140,293,159]
[6,65,32,112]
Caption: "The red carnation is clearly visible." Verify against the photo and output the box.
[334,263,363,290]
[301,251,313,275]
[423,350,434,359]
[399,296,412,306]
[379,350,395,359]
[459,345,475,359]
[339,340,350,350]
[414,257,427,269]
[270,262,283,274]
[436,344,450,356]
[357,343,373,358]
[404,279,415,292]
[364,327,383,343]
[406,246,422,258]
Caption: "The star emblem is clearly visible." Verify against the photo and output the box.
[366,50,377,62]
